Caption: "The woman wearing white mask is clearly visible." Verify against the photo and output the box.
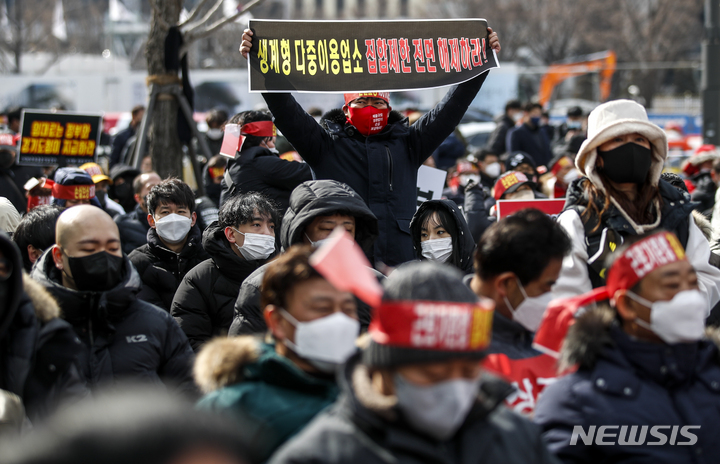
[172,193,279,351]
[552,99,720,313]
[536,230,720,463]
[410,200,475,273]
[129,178,210,311]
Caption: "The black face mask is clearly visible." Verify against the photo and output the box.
[64,250,125,292]
[598,142,652,185]
[112,182,135,212]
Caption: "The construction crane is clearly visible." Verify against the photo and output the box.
[538,51,617,106]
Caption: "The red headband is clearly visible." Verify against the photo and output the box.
[369,300,494,351]
[52,183,95,201]
[606,231,686,297]
[344,92,390,105]
[551,156,572,175]
[240,121,276,137]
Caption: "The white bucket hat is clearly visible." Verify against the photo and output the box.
[575,99,667,193]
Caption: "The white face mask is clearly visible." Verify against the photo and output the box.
[504,278,553,332]
[280,310,360,372]
[562,168,579,185]
[627,290,707,344]
[394,373,481,441]
[511,112,523,123]
[232,228,275,261]
[420,237,453,263]
[484,162,502,179]
[505,189,534,201]
[154,213,192,244]
[305,233,329,248]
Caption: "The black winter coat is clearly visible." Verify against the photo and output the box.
[171,221,275,351]
[129,225,210,311]
[31,250,196,395]
[508,124,552,168]
[486,114,515,156]
[228,180,380,336]
[268,353,559,464]
[114,205,151,255]
[263,72,489,266]
[410,199,476,273]
[1,235,86,421]
[535,306,720,464]
[219,146,313,213]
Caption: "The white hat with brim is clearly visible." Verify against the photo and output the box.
[575,99,667,193]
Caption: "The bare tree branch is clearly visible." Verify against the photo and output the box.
[183,0,224,32]
[181,0,266,55]
[179,0,216,28]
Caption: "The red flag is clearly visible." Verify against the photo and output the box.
[309,227,383,307]
[532,287,608,359]
[220,124,245,158]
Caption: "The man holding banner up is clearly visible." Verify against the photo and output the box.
[240,24,500,267]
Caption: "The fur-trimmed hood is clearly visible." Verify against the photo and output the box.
[194,336,261,394]
[560,304,720,372]
[23,274,61,323]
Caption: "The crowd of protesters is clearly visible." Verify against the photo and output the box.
[1,24,720,464]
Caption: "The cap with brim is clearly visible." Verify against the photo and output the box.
[80,162,112,185]
[493,171,531,200]
[363,300,494,368]
[505,151,536,171]
[575,100,667,193]
[109,164,141,181]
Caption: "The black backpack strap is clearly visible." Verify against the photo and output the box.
[567,205,622,288]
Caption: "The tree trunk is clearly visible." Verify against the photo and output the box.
[145,0,184,179]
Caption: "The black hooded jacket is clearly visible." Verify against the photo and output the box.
[219,146,313,213]
[114,204,151,255]
[1,234,86,421]
[262,73,488,267]
[128,224,210,311]
[268,353,558,464]
[171,221,277,351]
[410,199,476,273]
[31,250,196,395]
[227,180,379,336]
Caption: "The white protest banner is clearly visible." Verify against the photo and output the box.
[416,165,448,209]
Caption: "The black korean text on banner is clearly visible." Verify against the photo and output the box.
[248,19,499,93]
[17,110,103,167]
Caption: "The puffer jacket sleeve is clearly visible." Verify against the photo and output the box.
[552,209,593,301]
[255,155,313,189]
[685,218,720,312]
[128,249,166,310]
[228,280,267,336]
[464,182,495,243]
[534,377,591,464]
[408,72,489,166]
[171,272,213,352]
[262,93,332,167]
[157,311,197,397]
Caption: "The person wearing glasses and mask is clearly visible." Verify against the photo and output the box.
[239,28,501,267]
[195,245,360,463]
[172,193,279,351]
[129,178,210,312]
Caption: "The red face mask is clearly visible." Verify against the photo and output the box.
[347,106,389,136]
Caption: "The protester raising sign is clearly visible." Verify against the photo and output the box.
[17,110,103,167]
[248,19,499,93]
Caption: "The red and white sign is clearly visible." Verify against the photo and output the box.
[496,199,565,219]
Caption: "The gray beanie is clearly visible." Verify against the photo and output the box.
[363,261,489,368]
